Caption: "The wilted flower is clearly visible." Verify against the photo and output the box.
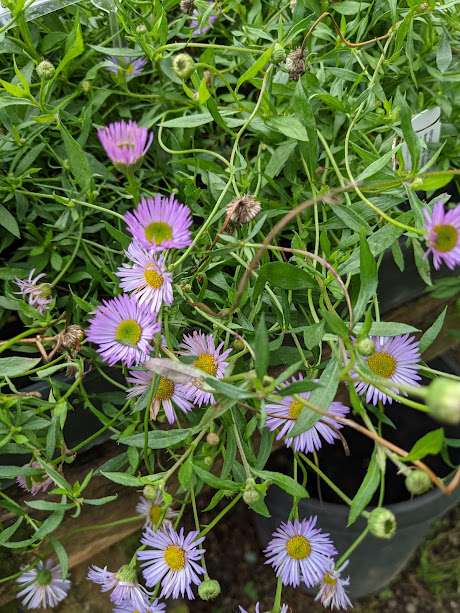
[116,242,173,313]
[16,560,70,609]
[266,375,350,453]
[97,120,153,167]
[61,324,85,352]
[354,334,421,405]
[124,194,193,252]
[180,0,195,13]
[239,605,289,613]
[264,517,336,587]
[17,461,53,496]
[87,294,160,367]
[87,564,149,609]
[286,47,305,80]
[180,330,232,406]
[191,1,218,36]
[424,201,460,270]
[136,492,178,528]
[315,560,352,610]
[15,269,52,313]
[106,55,147,79]
[126,368,194,423]
[226,194,261,225]
[138,525,205,599]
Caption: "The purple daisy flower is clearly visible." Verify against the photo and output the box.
[190,1,218,36]
[179,330,232,406]
[87,564,149,609]
[124,194,193,252]
[15,269,52,313]
[16,461,52,496]
[355,334,421,405]
[265,375,350,454]
[116,242,173,313]
[424,201,460,270]
[16,559,70,609]
[315,560,352,610]
[239,604,289,613]
[106,55,147,79]
[97,120,153,167]
[136,492,179,528]
[114,600,166,613]
[264,517,337,588]
[127,368,194,423]
[138,525,205,599]
[87,294,160,367]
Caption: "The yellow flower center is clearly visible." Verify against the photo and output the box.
[288,399,303,419]
[155,377,175,400]
[286,535,311,560]
[144,266,164,289]
[194,353,217,376]
[434,224,458,253]
[367,351,397,378]
[164,544,186,571]
[116,139,135,149]
[145,221,173,245]
[149,504,162,525]
[115,319,142,346]
[323,572,337,586]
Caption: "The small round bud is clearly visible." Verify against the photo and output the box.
[272,43,286,64]
[232,338,245,352]
[172,53,195,79]
[143,484,159,500]
[356,337,376,357]
[243,488,260,505]
[180,0,195,13]
[203,455,213,467]
[368,507,396,539]
[206,432,220,446]
[226,194,261,224]
[198,578,221,601]
[426,378,460,425]
[81,80,91,93]
[36,60,55,80]
[405,470,432,496]
[286,47,305,81]
[136,24,147,34]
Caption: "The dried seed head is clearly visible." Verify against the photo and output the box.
[180,0,195,14]
[62,325,85,351]
[226,194,261,224]
[286,47,305,81]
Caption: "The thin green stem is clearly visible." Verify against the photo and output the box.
[336,527,369,568]
[199,493,242,538]
[272,577,283,613]
[50,225,82,288]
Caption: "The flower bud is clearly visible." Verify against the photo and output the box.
[356,337,375,357]
[405,470,432,496]
[232,338,245,352]
[272,43,286,64]
[172,53,195,79]
[226,194,261,224]
[206,432,220,446]
[198,578,221,601]
[286,47,305,81]
[136,24,147,34]
[143,484,159,500]
[243,477,260,505]
[81,80,91,93]
[368,507,396,539]
[36,60,55,80]
[203,455,213,467]
[426,378,460,425]
[180,0,195,13]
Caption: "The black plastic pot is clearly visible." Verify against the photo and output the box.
[255,482,460,599]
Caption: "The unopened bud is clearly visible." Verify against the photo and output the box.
[226,194,261,224]
[143,484,159,500]
[356,337,375,357]
[203,455,213,467]
[172,53,195,79]
[36,60,55,80]
[286,47,305,81]
[243,477,260,505]
[368,507,396,539]
[232,338,245,352]
[198,578,221,601]
[136,24,147,34]
[405,470,432,496]
[426,378,460,425]
[272,43,286,64]
[206,432,220,446]
[81,80,91,93]
[180,0,195,13]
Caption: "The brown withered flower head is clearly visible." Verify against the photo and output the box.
[286,47,305,81]
[61,325,85,353]
[180,0,195,14]
[226,194,261,225]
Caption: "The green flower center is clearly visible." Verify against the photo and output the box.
[115,319,142,346]
[288,399,303,419]
[145,221,173,245]
[144,266,164,289]
[194,353,217,376]
[286,535,311,560]
[155,377,175,400]
[36,568,52,586]
[367,351,397,378]
[149,504,162,525]
[323,572,337,586]
[433,224,458,253]
[164,544,186,571]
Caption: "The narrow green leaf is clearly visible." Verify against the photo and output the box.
[354,231,378,320]
[119,428,191,449]
[0,203,20,237]
[320,309,349,338]
[267,116,309,142]
[49,538,69,579]
[254,262,314,300]
[400,99,420,169]
[60,123,92,192]
[404,429,444,462]
[419,307,447,353]
[237,46,272,89]
[193,464,239,491]
[254,313,268,379]
[279,380,321,396]
[253,469,308,498]
[101,471,144,487]
[348,451,380,526]
[0,356,41,377]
